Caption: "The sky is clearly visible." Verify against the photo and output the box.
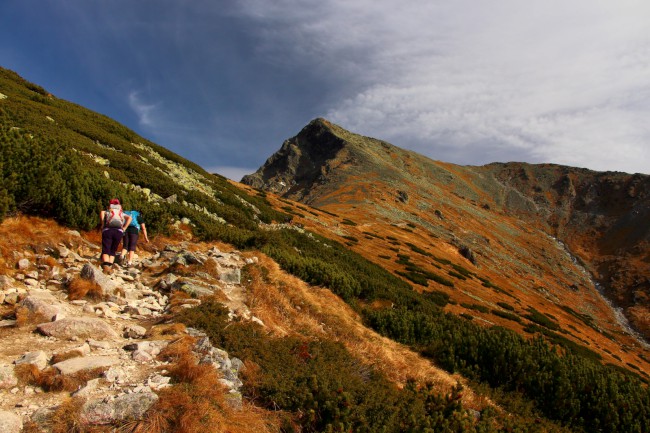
[1,1,649,180]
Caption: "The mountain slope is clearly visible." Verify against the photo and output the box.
[243,118,650,366]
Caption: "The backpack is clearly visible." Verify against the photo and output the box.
[104,204,125,228]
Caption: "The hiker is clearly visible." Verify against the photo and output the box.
[118,209,149,267]
[100,198,131,272]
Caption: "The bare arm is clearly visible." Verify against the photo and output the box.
[123,215,132,230]
[141,223,149,242]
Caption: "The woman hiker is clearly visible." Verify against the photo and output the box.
[100,198,132,273]
[118,209,149,267]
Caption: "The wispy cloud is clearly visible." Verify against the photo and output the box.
[235,0,650,173]
[128,91,159,128]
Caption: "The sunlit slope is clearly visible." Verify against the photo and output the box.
[243,118,650,375]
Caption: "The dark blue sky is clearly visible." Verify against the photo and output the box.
[2,1,649,179]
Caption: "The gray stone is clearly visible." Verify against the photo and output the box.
[170,251,204,266]
[147,374,171,390]
[80,263,117,295]
[175,281,213,297]
[81,392,158,425]
[123,305,152,316]
[20,295,64,322]
[133,340,167,357]
[72,377,101,397]
[30,406,54,429]
[231,357,244,373]
[4,292,19,305]
[87,339,112,350]
[24,278,39,286]
[0,365,18,389]
[219,268,241,284]
[14,350,49,370]
[17,258,30,270]
[123,324,147,339]
[37,317,118,340]
[53,356,120,375]
[156,273,178,291]
[57,245,70,258]
[0,274,16,289]
[132,350,154,362]
[0,410,22,433]
[105,366,127,383]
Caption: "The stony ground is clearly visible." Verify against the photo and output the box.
[0,228,259,432]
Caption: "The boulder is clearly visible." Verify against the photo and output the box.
[20,295,65,322]
[29,407,54,431]
[123,324,147,339]
[73,377,101,397]
[0,365,18,389]
[14,351,49,370]
[80,263,117,295]
[219,268,241,285]
[37,317,118,340]
[53,356,120,375]
[81,392,158,425]
[17,258,30,270]
[0,410,22,433]
[4,292,20,305]
[174,281,213,297]
[0,275,16,289]
[57,244,70,258]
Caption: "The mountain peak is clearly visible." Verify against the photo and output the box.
[241,118,358,199]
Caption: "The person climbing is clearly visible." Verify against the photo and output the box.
[118,209,149,267]
[100,198,131,273]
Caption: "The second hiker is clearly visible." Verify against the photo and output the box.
[118,208,149,267]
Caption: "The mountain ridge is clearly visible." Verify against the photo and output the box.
[243,118,650,345]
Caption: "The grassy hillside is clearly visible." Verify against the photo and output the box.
[2,67,650,432]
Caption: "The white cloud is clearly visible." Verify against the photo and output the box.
[128,91,159,127]
[236,0,650,173]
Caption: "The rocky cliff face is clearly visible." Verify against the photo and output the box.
[243,119,650,346]
[479,163,650,339]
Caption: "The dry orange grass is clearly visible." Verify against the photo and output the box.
[146,322,186,339]
[31,397,113,433]
[67,277,104,301]
[51,348,86,365]
[245,253,490,411]
[0,216,76,273]
[14,304,48,328]
[14,363,106,393]
[122,335,280,433]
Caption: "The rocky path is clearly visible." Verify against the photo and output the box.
[0,231,259,432]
